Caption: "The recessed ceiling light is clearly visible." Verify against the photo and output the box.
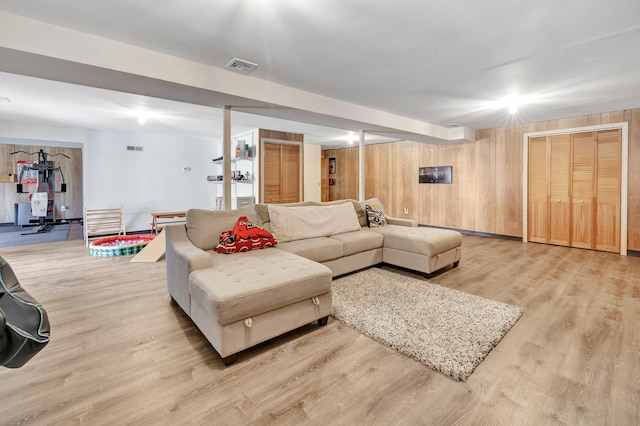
[508,105,518,114]
[138,114,147,125]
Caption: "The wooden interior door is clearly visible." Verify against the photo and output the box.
[263,143,282,203]
[549,134,571,246]
[281,144,301,203]
[528,136,549,243]
[571,132,596,249]
[261,142,301,203]
[595,129,622,252]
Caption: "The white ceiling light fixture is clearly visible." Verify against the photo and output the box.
[348,133,355,145]
[488,94,536,115]
[225,58,259,74]
[0,96,11,103]
[137,114,147,124]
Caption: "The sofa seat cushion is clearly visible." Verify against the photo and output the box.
[371,225,462,256]
[277,237,343,262]
[189,249,331,326]
[328,230,384,256]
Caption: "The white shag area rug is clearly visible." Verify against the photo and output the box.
[332,268,523,381]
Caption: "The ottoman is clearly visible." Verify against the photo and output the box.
[371,225,462,275]
[188,248,332,364]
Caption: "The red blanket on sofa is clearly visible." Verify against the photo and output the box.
[214,216,277,254]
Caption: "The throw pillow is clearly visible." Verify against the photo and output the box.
[366,204,387,228]
[214,216,277,254]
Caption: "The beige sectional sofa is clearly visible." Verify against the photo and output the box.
[165,198,462,365]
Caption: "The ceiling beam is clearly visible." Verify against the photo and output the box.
[0,11,475,144]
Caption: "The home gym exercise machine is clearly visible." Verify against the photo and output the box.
[10,149,68,234]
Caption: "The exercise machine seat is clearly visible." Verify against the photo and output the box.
[0,256,50,368]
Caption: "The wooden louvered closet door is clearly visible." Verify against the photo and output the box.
[261,142,301,204]
[549,134,571,246]
[571,132,596,249]
[528,129,621,252]
[263,143,283,203]
[528,136,549,243]
[595,129,622,251]
[280,145,301,203]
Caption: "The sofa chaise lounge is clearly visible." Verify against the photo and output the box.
[165,198,462,364]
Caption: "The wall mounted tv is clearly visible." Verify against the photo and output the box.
[419,166,452,184]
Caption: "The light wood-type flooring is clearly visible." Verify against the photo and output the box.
[0,235,638,425]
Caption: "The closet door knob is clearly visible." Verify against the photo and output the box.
[557,199,561,203]
[580,200,584,204]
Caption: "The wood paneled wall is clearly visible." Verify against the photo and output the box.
[323,109,640,251]
[324,147,359,201]
[0,144,83,223]
[258,129,304,144]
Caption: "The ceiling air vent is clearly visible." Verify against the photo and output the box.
[445,123,462,128]
[225,58,258,74]
[126,145,144,152]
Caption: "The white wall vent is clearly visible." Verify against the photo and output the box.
[225,58,258,73]
[126,145,144,152]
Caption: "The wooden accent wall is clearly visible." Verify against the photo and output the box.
[0,144,83,223]
[320,152,329,202]
[258,129,304,144]
[324,147,359,201]
[324,109,640,251]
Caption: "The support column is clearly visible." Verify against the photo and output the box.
[223,106,232,210]
[359,130,365,201]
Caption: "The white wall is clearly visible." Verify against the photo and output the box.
[1,119,325,232]
[83,130,215,231]
[1,120,217,232]
[304,144,321,202]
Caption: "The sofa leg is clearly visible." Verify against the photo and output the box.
[453,261,460,268]
[222,354,237,366]
[317,316,329,326]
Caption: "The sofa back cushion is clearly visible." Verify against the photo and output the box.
[255,201,317,230]
[268,202,361,242]
[256,199,367,229]
[186,205,258,251]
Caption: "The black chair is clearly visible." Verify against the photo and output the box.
[0,256,50,368]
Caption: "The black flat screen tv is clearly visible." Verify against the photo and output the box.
[419,166,452,184]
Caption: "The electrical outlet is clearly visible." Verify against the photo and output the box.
[183,166,192,172]
[403,207,409,215]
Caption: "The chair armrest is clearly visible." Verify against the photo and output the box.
[0,307,5,332]
[385,216,418,227]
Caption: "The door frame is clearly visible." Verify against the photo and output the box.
[259,137,304,203]
[522,122,629,255]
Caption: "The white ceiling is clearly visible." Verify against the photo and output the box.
[1,1,640,148]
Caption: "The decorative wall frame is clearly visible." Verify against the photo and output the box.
[419,166,452,184]
[328,157,336,174]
